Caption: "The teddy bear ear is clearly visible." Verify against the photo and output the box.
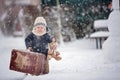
[52,37,56,42]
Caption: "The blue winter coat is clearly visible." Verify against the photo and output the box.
[25,32,52,56]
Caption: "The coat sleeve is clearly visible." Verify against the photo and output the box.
[25,33,33,49]
[46,34,53,43]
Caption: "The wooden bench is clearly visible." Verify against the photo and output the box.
[90,20,109,49]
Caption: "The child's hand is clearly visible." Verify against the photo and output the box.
[52,38,56,42]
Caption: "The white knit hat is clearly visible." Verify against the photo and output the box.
[32,17,47,36]
[34,17,47,27]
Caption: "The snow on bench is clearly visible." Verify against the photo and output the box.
[90,20,109,49]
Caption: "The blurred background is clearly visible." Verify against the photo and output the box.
[0,0,112,43]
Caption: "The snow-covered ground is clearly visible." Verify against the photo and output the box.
[0,35,120,80]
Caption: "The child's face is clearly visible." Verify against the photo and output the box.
[35,25,45,33]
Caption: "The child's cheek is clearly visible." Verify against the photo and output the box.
[36,28,40,32]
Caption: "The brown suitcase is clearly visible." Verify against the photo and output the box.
[9,49,49,76]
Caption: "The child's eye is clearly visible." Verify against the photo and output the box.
[37,27,41,29]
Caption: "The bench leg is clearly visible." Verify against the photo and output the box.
[99,38,102,49]
[95,38,98,49]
